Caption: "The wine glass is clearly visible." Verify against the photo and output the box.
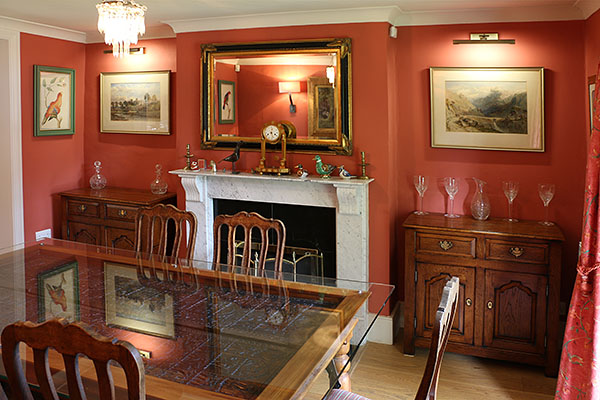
[538,183,555,226]
[413,175,429,215]
[444,177,460,218]
[502,181,519,222]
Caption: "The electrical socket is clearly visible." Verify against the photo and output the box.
[35,228,51,241]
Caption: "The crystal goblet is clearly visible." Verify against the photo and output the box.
[538,183,555,226]
[502,181,519,222]
[444,177,460,218]
[413,175,429,215]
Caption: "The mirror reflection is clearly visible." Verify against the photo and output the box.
[201,39,352,154]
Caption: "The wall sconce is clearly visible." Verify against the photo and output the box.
[103,46,146,55]
[453,33,515,45]
[278,81,301,113]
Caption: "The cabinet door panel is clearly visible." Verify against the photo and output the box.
[67,222,100,245]
[416,263,475,345]
[105,227,136,250]
[484,270,547,354]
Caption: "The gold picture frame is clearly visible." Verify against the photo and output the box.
[308,77,336,139]
[104,262,175,338]
[589,75,596,134]
[100,70,170,135]
[430,67,544,152]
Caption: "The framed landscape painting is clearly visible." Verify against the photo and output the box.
[104,262,175,338]
[38,261,80,322]
[430,67,544,152]
[100,70,170,135]
[34,65,75,136]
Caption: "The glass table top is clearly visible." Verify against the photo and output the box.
[0,239,394,399]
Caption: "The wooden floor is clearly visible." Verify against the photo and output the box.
[306,340,557,400]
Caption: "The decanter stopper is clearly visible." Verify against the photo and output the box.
[150,164,168,194]
[89,160,107,190]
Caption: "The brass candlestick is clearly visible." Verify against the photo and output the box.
[184,144,194,171]
[359,151,370,180]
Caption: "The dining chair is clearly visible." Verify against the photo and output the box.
[213,211,286,273]
[1,318,145,400]
[134,203,197,261]
[327,276,460,400]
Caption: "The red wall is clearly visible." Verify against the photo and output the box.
[214,62,239,136]
[395,20,587,300]
[585,10,600,135]
[20,33,86,242]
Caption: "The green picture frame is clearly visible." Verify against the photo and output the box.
[218,80,235,124]
[34,65,75,136]
[37,261,80,322]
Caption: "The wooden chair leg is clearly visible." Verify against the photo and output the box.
[326,330,353,392]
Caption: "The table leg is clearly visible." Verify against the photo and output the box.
[326,329,353,392]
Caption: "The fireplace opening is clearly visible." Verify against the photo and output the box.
[213,199,336,278]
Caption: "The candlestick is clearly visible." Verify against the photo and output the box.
[184,144,194,171]
[359,151,370,180]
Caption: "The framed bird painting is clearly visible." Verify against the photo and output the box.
[37,261,80,323]
[34,65,75,136]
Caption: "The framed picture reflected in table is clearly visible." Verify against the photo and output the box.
[37,261,80,322]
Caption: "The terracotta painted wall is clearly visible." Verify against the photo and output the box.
[585,10,600,134]
[20,33,86,242]
[83,38,178,193]
[395,20,587,301]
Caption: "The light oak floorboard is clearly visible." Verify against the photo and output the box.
[305,340,557,400]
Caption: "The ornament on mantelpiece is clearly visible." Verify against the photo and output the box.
[89,160,107,189]
[313,155,336,179]
[338,165,355,179]
[150,164,168,194]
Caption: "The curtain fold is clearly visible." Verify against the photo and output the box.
[555,66,600,399]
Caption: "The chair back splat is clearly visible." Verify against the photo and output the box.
[135,204,197,261]
[1,318,145,400]
[213,211,286,273]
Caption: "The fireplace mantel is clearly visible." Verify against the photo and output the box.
[171,169,375,340]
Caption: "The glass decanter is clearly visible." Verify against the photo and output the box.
[89,160,107,190]
[150,164,168,194]
[470,177,491,221]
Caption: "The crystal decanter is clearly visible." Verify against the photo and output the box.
[89,160,107,190]
[150,164,168,194]
[470,177,491,221]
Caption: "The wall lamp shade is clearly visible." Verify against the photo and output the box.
[279,82,301,113]
[97,0,147,58]
[453,33,515,45]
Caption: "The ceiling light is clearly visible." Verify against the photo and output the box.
[97,0,147,58]
[453,33,515,45]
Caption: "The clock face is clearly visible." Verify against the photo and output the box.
[263,124,281,142]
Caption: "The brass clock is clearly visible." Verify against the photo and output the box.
[254,120,295,175]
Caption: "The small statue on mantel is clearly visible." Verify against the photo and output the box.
[220,141,242,174]
[338,165,355,179]
[313,155,336,179]
[294,163,309,179]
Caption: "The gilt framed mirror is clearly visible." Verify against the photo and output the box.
[200,38,352,155]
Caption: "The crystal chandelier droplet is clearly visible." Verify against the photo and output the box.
[96,0,147,58]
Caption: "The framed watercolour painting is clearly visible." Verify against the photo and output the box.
[37,261,80,322]
[100,70,170,135]
[218,80,235,124]
[308,77,336,139]
[589,75,596,134]
[104,262,175,338]
[430,67,544,152]
[34,65,75,136]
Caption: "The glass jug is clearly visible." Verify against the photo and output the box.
[471,177,491,220]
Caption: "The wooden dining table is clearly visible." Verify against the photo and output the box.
[0,239,393,400]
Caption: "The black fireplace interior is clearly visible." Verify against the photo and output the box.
[213,199,336,278]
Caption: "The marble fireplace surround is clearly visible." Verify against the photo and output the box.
[171,169,379,342]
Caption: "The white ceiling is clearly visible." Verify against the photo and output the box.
[0,0,599,43]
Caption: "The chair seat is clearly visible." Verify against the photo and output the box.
[328,389,371,400]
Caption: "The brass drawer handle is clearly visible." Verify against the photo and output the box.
[487,301,493,310]
[78,204,87,212]
[466,298,472,307]
[118,209,128,217]
[439,240,453,251]
[509,247,524,258]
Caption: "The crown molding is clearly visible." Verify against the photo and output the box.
[392,4,586,26]
[163,6,401,33]
[0,16,86,43]
[575,0,600,19]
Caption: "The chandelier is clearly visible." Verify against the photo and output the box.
[96,0,147,58]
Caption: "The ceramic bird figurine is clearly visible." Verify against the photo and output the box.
[338,165,355,179]
[295,163,309,179]
[42,92,63,126]
[220,141,242,174]
[313,155,336,179]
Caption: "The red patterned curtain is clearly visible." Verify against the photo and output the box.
[555,68,600,399]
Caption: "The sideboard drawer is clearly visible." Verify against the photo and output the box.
[416,232,476,258]
[67,200,100,218]
[106,204,137,221]
[485,239,548,264]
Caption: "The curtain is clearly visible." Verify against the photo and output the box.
[555,68,600,399]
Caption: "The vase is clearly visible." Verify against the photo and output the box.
[471,177,490,220]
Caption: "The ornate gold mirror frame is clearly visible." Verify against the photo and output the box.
[200,38,352,155]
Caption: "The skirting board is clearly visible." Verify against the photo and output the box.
[367,301,402,345]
